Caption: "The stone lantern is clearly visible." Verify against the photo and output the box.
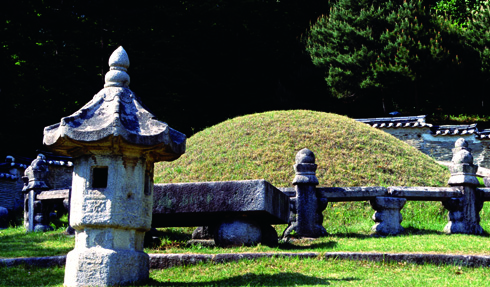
[22,154,52,232]
[43,47,186,286]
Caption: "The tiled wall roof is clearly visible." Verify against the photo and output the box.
[356,115,489,139]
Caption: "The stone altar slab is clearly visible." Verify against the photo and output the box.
[152,179,290,227]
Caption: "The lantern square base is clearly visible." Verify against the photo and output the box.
[64,247,149,286]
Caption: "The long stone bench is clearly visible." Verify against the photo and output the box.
[152,179,290,247]
[317,186,462,201]
[282,138,488,237]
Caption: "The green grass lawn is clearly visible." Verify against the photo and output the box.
[2,256,489,286]
[2,200,490,259]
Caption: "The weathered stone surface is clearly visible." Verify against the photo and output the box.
[64,247,149,286]
[371,197,406,235]
[478,188,490,200]
[443,197,466,233]
[214,219,262,247]
[443,187,484,235]
[22,155,52,233]
[444,139,484,235]
[387,186,462,200]
[22,154,50,192]
[283,149,327,239]
[191,226,215,239]
[152,179,289,226]
[448,138,479,186]
[37,189,69,200]
[318,187,387,202]
[43,47,186,162]
[292,148,319,185]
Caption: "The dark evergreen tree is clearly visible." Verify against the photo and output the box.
[304,0,470,115]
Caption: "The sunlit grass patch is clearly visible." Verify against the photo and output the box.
[155,110,450,188]
[150,256,490,286]
[0,226,74,259]
[3,257,489,286]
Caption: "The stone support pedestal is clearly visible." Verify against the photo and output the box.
[23,154,52,232]
[445,138,484,235]
[283,149,327,239]
[153,180,288,247]
[370,197,406,235]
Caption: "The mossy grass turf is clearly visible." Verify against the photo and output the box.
[155,110,449,187]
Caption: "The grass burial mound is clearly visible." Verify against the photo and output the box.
[155,110,458,233]
[155,110,449,187]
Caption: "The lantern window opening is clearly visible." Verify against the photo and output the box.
[92,166,109,188]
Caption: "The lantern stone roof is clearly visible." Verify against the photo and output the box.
[43,47,186,161]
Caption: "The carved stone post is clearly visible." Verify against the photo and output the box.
[445,138,483,234]
[22,154,52,232]
[370,197,406,235]
[43,47,186,286]
[283,149,327,238]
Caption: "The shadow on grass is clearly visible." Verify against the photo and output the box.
[143,272,359,286]
[279,241,338,250]
[402,227,446,236]
[402,226,490,237]
[324,232,372,239]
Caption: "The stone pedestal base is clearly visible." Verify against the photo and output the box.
[371,197,406,235]
[443,192,484,235]
[64,247,149,286]
[214,219,278,247]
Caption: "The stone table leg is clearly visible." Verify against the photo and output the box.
[214,219,278,247]
[370,197,406,236]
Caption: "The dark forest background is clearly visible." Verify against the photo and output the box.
[1,0,488,159]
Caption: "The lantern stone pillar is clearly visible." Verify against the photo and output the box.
[43,47,186,286]
[22,154,52,232]
[282,148,327,239]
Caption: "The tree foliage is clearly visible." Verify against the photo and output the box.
[304,0,488,115]
[433,0,484,26]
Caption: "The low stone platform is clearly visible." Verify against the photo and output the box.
[153,180,290,247]
[153,180,290,226]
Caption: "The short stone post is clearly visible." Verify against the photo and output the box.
[43,47,186,286]
[444,138,483,234]
[370,197,406,235]
[283,148,327,238]
[22,154,53,232]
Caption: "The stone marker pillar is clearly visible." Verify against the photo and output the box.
[43,47,186,286]
[370,197,406,235]
[22,154,52,232]
[283,148,327,238]
[444,138,483,234]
